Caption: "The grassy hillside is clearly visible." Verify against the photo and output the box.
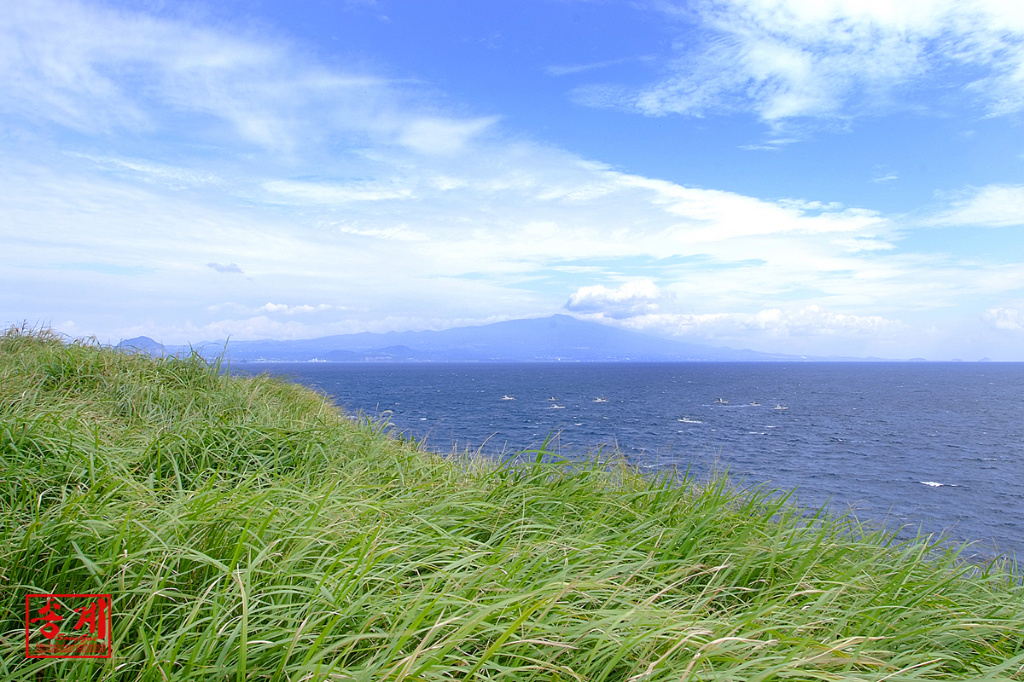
[1,327,1022,681]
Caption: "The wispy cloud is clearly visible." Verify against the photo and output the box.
[575,0,1024,125]
[928,184,1024,227]
[871,171,898,184]
[546,55,655,77]
[738,137,801,151]
[397,117,500,155]
[0,0,490,155]
[73,154,221,188]
[264,180,415,204]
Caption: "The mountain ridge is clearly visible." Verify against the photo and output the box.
[127,315,881,362]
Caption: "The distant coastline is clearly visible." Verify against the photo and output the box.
[119,314,1005,364]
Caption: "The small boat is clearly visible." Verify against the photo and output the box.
[749,401,760,406]
[715,398,728,404]
[550,404,566,409]
[773,404,788,410]
[501,395,515,401]
[677,417,702,424]
[548,397,558,401]
[593,397,608,403]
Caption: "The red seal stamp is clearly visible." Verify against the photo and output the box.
[25,594,112,659]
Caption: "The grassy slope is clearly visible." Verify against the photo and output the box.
[1,328,1022,681]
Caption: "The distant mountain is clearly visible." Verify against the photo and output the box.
[116,336,166,355]
[150,315,824,363]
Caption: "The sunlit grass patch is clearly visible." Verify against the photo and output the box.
[2,326,1022,680]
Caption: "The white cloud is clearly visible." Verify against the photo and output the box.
[929,185,1024,227]
[74,154,221,188]
[566,280,663,318]
[264,180,414,204]
[589,305,907,357]
[176,316,328,343]
[397,116,499,155]
[259,303,333,315]
[335,224,429,242]
[0,0,486,155]
[830,236,895,252]
[586,0,1024,123]
[584,305,898,339]
[982,307,1024,331]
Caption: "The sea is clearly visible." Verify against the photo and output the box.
[237,362,1024,561]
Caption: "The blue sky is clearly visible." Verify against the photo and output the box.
[3,0,1024,359]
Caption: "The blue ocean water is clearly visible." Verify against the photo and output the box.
[241,362,1024,559]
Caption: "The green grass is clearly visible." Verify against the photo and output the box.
[1,326,1022,681]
